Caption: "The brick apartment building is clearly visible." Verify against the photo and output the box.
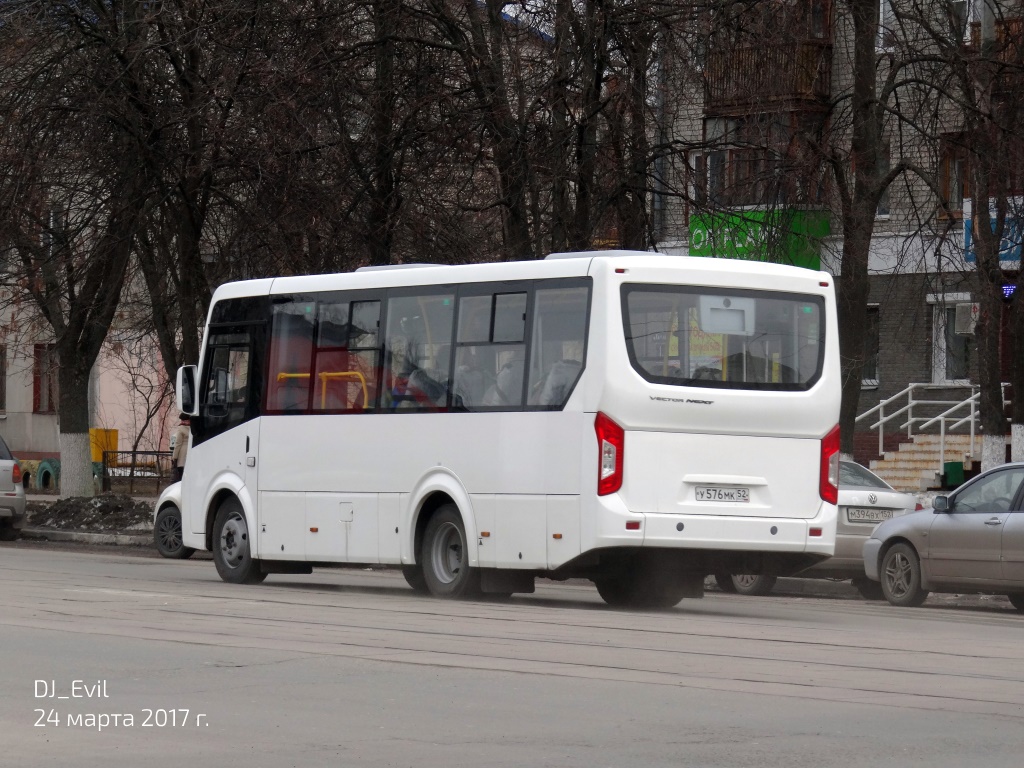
[656,0,1021,477]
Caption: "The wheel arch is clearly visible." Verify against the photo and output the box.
[406,470,477,566]
[203,482,253,552]
[879,536,931,590]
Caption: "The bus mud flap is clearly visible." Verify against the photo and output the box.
[480,569,535,594]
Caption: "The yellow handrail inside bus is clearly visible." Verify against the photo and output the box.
[277,372,310,381]
[318,371,368,409]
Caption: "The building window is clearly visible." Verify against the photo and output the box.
[950,1,975,42]
[940,137,969,215]
[876,142,891,218]
[877,0,897,49]
[0,345,6,412]
[932,304,971,384]
[33,344,58,413]
[862,306,880,386]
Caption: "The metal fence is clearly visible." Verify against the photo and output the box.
[101,451,173,495]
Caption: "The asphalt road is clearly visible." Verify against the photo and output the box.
[2,545,1022,768]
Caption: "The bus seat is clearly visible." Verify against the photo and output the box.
[483,361,524,406]
[453,365,487,409]
[538,360,581,406]
[407,368,447,406]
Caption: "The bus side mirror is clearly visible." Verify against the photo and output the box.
[932,495,949,512]
[177,365,199,417]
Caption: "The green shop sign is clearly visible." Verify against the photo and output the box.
[688,210,830,270]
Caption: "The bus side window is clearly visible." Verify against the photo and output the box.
[314,299,381,411]
[197,333,253,437]
[527,286,588,408]
[267,301,316,412]
[384,293,454,410]
[454,291,526,410]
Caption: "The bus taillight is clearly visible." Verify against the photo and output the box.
[819,424,840,505]
[595,412,624,496]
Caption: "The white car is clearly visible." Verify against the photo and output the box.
[153,482,194,559]
[715,461,920,598]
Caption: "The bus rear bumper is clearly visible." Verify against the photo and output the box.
[639,510,836,557]
[588,496,837,566]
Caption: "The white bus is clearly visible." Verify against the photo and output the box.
[173,250,841,608]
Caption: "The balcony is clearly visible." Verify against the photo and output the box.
[968,17,1024,97]
[705,41,831,114]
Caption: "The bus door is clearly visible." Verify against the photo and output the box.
[187,324,263,535]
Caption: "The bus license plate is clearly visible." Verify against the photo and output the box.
[847,508,893,523]
[696,486,750,503]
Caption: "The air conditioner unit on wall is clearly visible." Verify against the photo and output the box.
[954,302,979,335]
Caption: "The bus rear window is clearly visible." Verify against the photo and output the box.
[622,285,824,391]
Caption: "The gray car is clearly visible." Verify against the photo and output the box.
[0,434,27,540]
[716,460,920,598]
[863,462,1024,611]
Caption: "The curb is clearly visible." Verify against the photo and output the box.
[21,528,153,547]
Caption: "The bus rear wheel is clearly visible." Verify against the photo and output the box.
[421,504,480,598]
[594,555,692,610]
[212,498,267,585]
[402,565,429,594]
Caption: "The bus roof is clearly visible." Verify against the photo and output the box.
[207,251,830,304]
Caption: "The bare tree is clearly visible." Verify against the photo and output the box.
[0,5,155,496]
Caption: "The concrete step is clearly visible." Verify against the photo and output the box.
[873,455,967,470]
[869,467,940,492]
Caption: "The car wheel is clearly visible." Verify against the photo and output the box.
[212,498,267,585]
[731,574,777,596]
[154,506,195,559]
[402,565,429,594]
[880,542,928,607]
[713,573,737,593]
[1006,594,1024,613]
[421,504,480,598]
[0,522,18,542]
[852,577,885,601]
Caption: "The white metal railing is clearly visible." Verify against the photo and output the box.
[856,382,1010,475]
[916,384,1011,475]
[855,383,975,458]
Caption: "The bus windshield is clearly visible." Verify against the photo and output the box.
[622,285,824,391]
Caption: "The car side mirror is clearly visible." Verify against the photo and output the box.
[933,495,949,512]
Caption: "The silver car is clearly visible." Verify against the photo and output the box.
[863,462,1024,611]
[716,460,920,598]
[0,434,27,541]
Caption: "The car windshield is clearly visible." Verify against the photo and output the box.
[839,461,890,490]
[0,434,12,461]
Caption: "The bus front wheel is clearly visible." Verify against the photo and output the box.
[421,504,480,598]
[212,498,267,585]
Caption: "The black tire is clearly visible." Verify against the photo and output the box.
[154,506,195,560]
[852,577,885,601]
[0,523,18,542]
[880,542,928,607]
[594,554,692,610]
[1006,594,1024,613]
[402,565,429,594]
[421,504,480,598]
[731,574,777,596]
[713,573,737,593]
[212,498,267,584]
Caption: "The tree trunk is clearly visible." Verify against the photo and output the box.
[836,215,872,456]
[56,361,96,498]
